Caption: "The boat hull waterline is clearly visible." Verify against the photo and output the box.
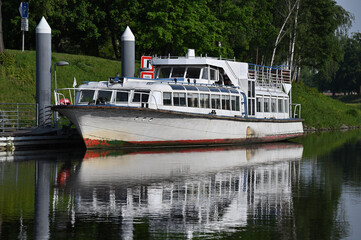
[55,105,303,149]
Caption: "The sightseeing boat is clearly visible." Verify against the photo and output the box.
[53,49,303,149]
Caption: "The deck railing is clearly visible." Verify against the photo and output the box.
[0,103,38,132]
[248,64,291,88]
[54,88,77,105]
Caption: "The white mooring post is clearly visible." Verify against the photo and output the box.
[121,26,135,78]
[36,17,52,127]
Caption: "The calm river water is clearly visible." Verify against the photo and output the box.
[1,130,361,239]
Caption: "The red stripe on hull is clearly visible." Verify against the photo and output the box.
[83,133,303,149]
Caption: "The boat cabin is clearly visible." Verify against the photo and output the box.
[59,51,294,120]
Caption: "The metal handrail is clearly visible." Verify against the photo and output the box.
[55,88,76,105]
[0,103,38,132]
[292,103,301,119]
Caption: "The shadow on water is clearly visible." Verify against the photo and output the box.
[1,130,361,239]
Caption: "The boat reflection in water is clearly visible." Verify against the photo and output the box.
[56,143,303,238]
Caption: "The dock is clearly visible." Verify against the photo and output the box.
[0,103,84,151]
[0,128,84,151]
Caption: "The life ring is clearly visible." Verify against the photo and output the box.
[58,98,71,105]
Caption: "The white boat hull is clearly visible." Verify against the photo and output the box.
[55,106,303,148]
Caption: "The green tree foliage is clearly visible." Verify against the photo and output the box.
[0,0,4,53]
[55,0,107,56]
[270,0,352,81]
[0,0,355,92]
[139,0,226,57]
[331,33,361,94]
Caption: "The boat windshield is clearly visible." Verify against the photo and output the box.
[158,68,171,78]
[172,67,185,78]
[156,67,203,79]
[186,68,201,79]
[79,90,95,103]
[97,90,112,103]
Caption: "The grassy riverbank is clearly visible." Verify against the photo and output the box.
[292,83,361,130]
[1,49,361,129]
[0,50,121,103]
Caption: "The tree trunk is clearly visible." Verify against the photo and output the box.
[111,34,120,59]
[290,0,300,77]
[270,0,299,67]
[0,0,4,53]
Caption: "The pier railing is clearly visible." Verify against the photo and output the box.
[0,103,38,132]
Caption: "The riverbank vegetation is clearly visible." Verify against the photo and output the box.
[0,50,121,103]
[2,50,361,130]
[1,0,361,129]
[1,0,357,86]
[292,83,361,130]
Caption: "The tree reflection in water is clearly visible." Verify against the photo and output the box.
[1,130,361,239]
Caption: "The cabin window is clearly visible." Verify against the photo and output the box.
[256,97,262,112]
[278,99,283,113]
[271,98,276,112]
[201,67,208,79]
[142,93,149,102]
[158,68,171,78]
[197,86,209,92]
[252,99,255,115]
[264,98,270,112]
[210,68,217,81]
[186,68,201,79]
[252,82,255,97]
[79,90,95,103]
[172,67,185,78]
[173,93,180,106]
[133,93,141,102]
[211,94,221,109]
[163,92,172,105]
[173,92,186,106]
[170,85,185,90]
[248,99,255,115]
[285,99,289,113]
[236,96,240,111]
[248,81,255,97]
[184,85,198,91]
[116,91,129,103]
[229,89,238,94]
[97,91,112,104]
[200,94,210,108]
[231,96,240,111]
[209,87,220,92]
[221,95,230,110]
[187,93,199,107]
[132,91,149,103]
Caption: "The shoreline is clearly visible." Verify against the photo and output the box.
[303,124,361,132]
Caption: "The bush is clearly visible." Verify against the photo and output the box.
[345,109,358,117]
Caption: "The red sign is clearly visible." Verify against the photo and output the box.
[140,72,154,79]
[141,56,154,71]
[141,56,154,79]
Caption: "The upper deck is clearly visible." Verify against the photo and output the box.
[151,51,292,92]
